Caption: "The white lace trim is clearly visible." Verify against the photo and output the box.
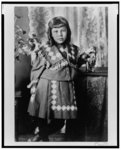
[51,105,77,111]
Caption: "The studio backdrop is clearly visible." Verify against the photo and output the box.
[15,6,108,67]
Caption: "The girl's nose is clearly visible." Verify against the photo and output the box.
[58,31,62,36]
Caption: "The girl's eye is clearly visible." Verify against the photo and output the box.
[62,29,66,32]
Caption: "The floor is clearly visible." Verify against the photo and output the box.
[15,107,107,142]
[16,126,107,142]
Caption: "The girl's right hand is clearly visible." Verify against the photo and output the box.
[31,86,36,94]
[27,79,38,89]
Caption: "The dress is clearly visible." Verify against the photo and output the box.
[28,44,83,120]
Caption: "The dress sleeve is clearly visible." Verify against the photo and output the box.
[30,52,47,81]
[31,52,46,70]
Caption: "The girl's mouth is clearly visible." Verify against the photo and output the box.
[58,38,63,40]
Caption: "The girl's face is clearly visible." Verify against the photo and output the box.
[51,26,67,44]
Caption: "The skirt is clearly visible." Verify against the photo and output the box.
[28,78,77,119]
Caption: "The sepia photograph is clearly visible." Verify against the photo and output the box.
[2,1,119,148]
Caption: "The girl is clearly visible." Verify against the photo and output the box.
[27,16,95,141]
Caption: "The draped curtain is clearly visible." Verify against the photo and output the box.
[15,6,108,67]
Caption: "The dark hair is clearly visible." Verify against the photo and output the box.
[47,16,71,46]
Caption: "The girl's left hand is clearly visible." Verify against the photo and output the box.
[87,53,96,66]
[85,47,96,55]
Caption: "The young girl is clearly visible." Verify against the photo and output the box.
[27,16,95,141]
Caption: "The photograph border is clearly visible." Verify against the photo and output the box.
[1,1,119,148]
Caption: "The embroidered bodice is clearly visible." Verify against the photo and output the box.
[31,44,83,81]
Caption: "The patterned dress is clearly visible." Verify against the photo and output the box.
[28,44,83,120]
